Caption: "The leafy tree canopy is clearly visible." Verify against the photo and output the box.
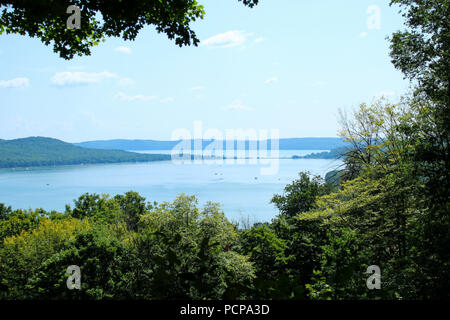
[0,0,259,59]
[271,172,334,218]
[389,0,449,133]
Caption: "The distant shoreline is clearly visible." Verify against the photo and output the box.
[0,154,341,171]
[0,136,343,170]
[75,137,346,151]
[0,158,174,171]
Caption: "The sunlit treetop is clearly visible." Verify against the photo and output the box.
[0,0,259,59]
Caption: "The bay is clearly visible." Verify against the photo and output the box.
[0,150,342,223]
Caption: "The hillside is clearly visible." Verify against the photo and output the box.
[292,147,347,160]
[75,137,346,151]
[0,137,171,168]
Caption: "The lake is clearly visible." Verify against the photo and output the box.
[0,150,342,223]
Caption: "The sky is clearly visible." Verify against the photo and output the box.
[0,0,410,143]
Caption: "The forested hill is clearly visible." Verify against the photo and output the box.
[75,137,346,151]
[293,147,346,160]
[0,137,171,168]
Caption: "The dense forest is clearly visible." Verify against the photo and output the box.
[0,0,448,300]
[0,137,171,168]
[292,147,345,160]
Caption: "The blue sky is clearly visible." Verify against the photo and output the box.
[0,0,409,143]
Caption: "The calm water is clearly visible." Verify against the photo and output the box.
[0,150,342,223]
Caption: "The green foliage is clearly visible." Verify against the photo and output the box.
[269,212,328,300]
[0,208,44,243]
[0,193,255,300]
[293,147,347,160]
[130,195,254,299]
[0,137,171,168]
[271,172,334,218]
[0,206,67,244]
[305,270,333,300]
[26,225,130,299]
[114,191,152,231]
[0,203,12,220]
[300,96,449,299]
[238,224,292,299]
[388,3,449,297]
[324,170,344,188]
[0,217,90,299]
[69,193,121,224]
[0,0,259,59]
[389,0,449,110]
[238,178,335,300]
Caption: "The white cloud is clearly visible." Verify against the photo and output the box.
[51,71,118,86]
[201,30,251,48]
[264,77,279,84]
[0,77,29,88]
[114,46,132,54]
[119,77,134,86]
[359,32,368,38]
[116,92,157,102]
[224,99,253,111]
